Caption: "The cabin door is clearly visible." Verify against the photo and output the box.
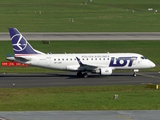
[46,57,51,66]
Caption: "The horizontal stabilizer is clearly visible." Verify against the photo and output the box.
[15,57,30,62]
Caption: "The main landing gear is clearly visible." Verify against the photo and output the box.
[77,72,88,78]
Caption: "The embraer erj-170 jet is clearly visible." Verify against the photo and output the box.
[6,28,156,78]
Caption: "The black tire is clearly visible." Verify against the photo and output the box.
[133,73,137,77]
[77,72,83,77]
[83,73,88,78]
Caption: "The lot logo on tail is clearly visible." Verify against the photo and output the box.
[12,34,27,52]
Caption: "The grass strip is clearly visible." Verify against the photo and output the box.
[0,0,160,32]
[0,85,160,111]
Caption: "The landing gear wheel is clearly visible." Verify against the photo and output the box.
[77,72,83,77]
[133,69,139,77]
[133,72,137,77]
[83,73,88,78]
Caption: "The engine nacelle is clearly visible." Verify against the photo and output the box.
[100,68,112,75]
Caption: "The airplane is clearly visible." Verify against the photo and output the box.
[6,28,156,78]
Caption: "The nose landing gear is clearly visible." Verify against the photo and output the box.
[133,69,139,77]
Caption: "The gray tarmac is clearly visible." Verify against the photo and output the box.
[1,32,160,40]
[0,72,160,88]
[0,110,160,120]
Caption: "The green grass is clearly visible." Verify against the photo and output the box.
[0,40,160,73]
[1,85,160,111]
[0,0,160,32]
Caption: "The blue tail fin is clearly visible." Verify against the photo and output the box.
[9,28,43,56]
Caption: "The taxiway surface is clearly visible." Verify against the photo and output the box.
[0,72,160,88]
[1,32,160,40]
[1,110,160,120]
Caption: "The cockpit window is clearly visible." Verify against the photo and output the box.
[141,56,146,59]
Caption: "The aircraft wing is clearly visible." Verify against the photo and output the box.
[76,57,97,68]
[76,57,112,75]
[76,57,106,71]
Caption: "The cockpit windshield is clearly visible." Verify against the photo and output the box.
[141,56,146,59]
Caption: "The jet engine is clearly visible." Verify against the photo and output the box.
[100,68,112,75]
[92,68,112,75]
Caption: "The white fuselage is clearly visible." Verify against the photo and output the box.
[15,53,155,72]
[7,28,156,77]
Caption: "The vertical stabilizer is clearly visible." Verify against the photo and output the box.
[9,28,44,56]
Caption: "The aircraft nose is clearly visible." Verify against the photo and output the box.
[150,61,156,68]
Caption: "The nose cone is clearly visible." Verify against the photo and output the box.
[151,62,156,68]
[150,61,156,68]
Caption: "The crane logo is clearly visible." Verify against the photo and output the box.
[12,34,27,51]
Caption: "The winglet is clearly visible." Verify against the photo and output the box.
[76,57,84,66]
